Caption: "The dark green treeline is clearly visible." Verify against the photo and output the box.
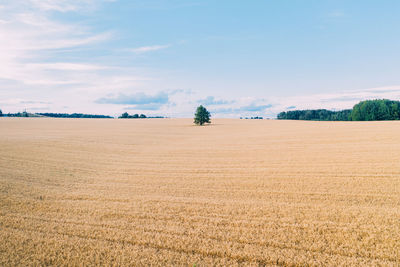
[277,99,400,121]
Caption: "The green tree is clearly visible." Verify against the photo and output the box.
[194,105,211,125]
[119,112,129,118]
[376,101,390,120]
[350,99,400,121]
[351,104,362,121]
[390,102,399,119]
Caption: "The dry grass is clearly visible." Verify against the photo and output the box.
[1,118,400,266]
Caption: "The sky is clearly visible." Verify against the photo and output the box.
[1,0,400,118]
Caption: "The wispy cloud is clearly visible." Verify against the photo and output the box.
[96,92,169,105]
[197,96,233,105]
[129,45,170,54]
[210,103,272,115]
[0,0,160,118]
[238,104,272,112]
[0,0,153,115]
[26,63,108,71]
[124,103,164,111]
[0,1,114,87]
[20,100,52,104]
[27,0,115,13]
[28,0,85,12]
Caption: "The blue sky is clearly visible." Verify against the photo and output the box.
[1,0,400,117]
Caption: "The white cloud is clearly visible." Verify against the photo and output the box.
[130,45,170,54]
[29,0,82,12]
[27,0,115,12]
[0,0,154,115]
[0,2,114,86]
[26,63,108,71]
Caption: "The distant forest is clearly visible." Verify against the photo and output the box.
[118,112,164,119]
[277,109,352,121]
[0,110,164,119]
[37,113,113,118]
[0,111,113,118]
[2,111,41,117]
[278,99,400,121]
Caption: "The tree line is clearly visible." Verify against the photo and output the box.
[277,109,352,121]
[0,110,164,119]
[0,111,113,118]
[3,111,40,117]
[37,113,113,118]
[118,112,165,119]
[277,99,400,121]
[119,112,147,119]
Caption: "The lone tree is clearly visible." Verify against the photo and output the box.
[194,105,211,125]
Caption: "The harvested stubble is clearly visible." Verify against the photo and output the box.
[0,118,400,266]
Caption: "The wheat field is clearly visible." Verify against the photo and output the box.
[0,118,400,266]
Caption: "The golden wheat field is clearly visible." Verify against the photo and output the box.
[1,118,400,266]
